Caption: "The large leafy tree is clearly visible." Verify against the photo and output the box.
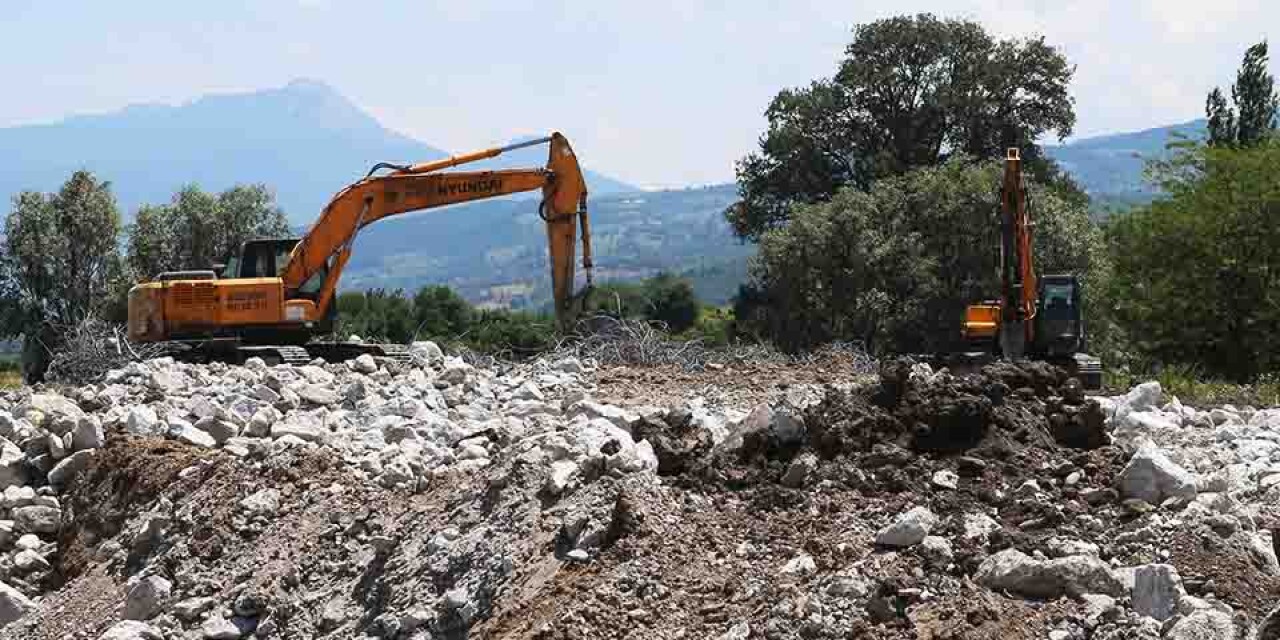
[1110,139,1280,381]
[127,184,290,279]
[729,13,1076,239]
[0,171,126,380]
[1206,41,1278,148]
[412,285,474,340]
[738,158,1104,354]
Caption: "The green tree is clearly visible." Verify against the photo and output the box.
[728,13,1076,239]
[1206,41,1278,147]
[0,172,125,380]
[1110,139,1280,381]
[740,158,1104,354]
[641,273,699,333]
[335,289,415,343]
[1206,87,1237,147]
[127,184,289,279]
[411,285,474,340]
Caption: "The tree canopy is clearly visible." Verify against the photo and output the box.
[127,184,290,280]
[0,171,125,379]
[1110,139,1280,381]
[728,13,1076,240]
[1206,41,1278,148]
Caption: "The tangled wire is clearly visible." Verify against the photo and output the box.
[552,314,878,373]
[45,319,165,385]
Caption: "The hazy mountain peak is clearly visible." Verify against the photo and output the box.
[0,80,637,222]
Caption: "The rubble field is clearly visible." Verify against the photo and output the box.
[0,344,1277,639]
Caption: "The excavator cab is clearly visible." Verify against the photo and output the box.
[1033,274,1086,357]
[222,238,301,279]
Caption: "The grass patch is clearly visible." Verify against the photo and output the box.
[0,361,21,389]
[1106,363,1280,408]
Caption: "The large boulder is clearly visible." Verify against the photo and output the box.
[24,393,84,425]
[1119,444,1197,504]
[975,548,1124,598]
[193,417,239,445]
[876,506,937,548]
[123,575,172,620]
[168,419,217,449]
[270,415,326,444]
[296,384,340,406]
[0,438,27,489]
[410,341,445,365]
[1120,382,1162,414]
[1132,564,1183,621]
[71,415,106,451]
[1112,411,1181,442]
[125,406,163,437]
[98,620,164,640]
[48,450,95,486]
[0,579,36,625]
[12,505,60,535]
[1166,609,1235,640]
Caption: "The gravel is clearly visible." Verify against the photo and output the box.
[0,355,1276,638]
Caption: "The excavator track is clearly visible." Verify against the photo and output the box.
[159,340,411,366]
[302,342,412,363]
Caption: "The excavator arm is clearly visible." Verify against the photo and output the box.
[279,133,592,326]
[997,148,1037,358]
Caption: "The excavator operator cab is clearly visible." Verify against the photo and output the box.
[1034,274,1086,357]
[221,238,301,280]
[223,237,331,301]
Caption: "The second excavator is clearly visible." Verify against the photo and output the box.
[959,148,1103,389]
[127,132,593,364]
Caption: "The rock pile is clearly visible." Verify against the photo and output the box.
[0,343,668,638]
[0,352,1277,639]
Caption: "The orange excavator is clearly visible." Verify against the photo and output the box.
[127,133,593,363]
[960,149,1102,389]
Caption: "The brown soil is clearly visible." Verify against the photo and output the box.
[594,351,875,409]
[476,359,1122,640]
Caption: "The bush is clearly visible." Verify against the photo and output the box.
[412,285,474,340]
[1109,139,1280,382]
[684,307,734,348]
[586,273,701,333]
[642,273,699,333]
[335,285,556,358]
[335,289,414,343]
[463,309,556,356]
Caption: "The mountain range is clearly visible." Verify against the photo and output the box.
[1044,119,1206,208]
[0,80,1202,306]
[0,79,635,222]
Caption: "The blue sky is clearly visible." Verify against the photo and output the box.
[0,1,1274,188]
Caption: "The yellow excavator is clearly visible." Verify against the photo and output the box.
[960,149,1102,389]
[127,133,593,363]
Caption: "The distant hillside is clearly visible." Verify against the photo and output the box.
[0,80,1218,308]
[343,184,752,308]
[1045,119,1206,209]
[0,79,636,223]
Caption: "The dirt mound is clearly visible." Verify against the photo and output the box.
[664,358,1108,493]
